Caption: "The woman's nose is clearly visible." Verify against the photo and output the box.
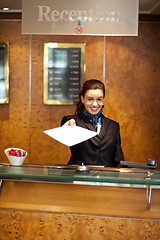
[93,100,98,106]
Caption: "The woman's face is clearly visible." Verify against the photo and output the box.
[81,89,104,115]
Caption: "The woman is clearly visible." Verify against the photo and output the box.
[61,79,124,167]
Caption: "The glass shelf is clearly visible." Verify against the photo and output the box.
[0,163,160,186]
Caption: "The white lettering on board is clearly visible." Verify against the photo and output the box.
[37,6,121,23]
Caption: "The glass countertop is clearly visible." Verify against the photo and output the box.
[0,164,160,186]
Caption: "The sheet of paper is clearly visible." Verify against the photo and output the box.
[43,126,98,147]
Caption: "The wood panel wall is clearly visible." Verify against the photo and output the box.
[1,210,160,240]
[105,23,160,166]
[0,22,30,164]
[0,21,160,168]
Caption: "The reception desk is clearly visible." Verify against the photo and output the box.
[0,164,160,239]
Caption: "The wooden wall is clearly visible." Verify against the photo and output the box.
[0,21,160,168]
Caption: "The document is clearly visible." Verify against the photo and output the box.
[43,126,98,147]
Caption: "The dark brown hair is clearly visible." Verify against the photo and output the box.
[75,79,105,114]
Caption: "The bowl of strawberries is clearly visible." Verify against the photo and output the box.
[4,147,27,166]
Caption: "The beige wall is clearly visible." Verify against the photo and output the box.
[0,21,160,169]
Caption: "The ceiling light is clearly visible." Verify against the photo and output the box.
[3,7,10,11]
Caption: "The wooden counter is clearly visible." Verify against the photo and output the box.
[0,165,160,239]
[0,180,160,240]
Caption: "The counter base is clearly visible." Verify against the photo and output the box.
[0,209,160,240]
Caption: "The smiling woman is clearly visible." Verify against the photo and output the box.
[61,79,124,167]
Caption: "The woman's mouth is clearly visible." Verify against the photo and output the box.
[90,107,99,111]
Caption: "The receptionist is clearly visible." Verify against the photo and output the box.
[61,79,124,167]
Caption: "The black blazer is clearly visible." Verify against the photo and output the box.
[61,113,124,167]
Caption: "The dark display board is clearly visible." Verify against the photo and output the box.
[0,43,9,104]
[44,43,85,105]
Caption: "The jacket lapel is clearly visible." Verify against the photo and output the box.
[79,113,96,132]
[98,115,110,140]
[79,113,110,140]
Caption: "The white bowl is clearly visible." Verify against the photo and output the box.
[4,148,27,166]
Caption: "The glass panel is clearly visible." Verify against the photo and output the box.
[0,164,160,186]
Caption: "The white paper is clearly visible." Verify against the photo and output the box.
[43,126,98,147]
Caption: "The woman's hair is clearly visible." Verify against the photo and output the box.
[75,79,105,114]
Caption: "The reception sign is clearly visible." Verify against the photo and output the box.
[22,0,139,36]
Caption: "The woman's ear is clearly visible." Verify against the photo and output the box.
[81,95,84,104]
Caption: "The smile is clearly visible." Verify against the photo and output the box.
[90,107,99,111]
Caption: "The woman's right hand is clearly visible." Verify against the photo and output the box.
[62,119,76,127]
